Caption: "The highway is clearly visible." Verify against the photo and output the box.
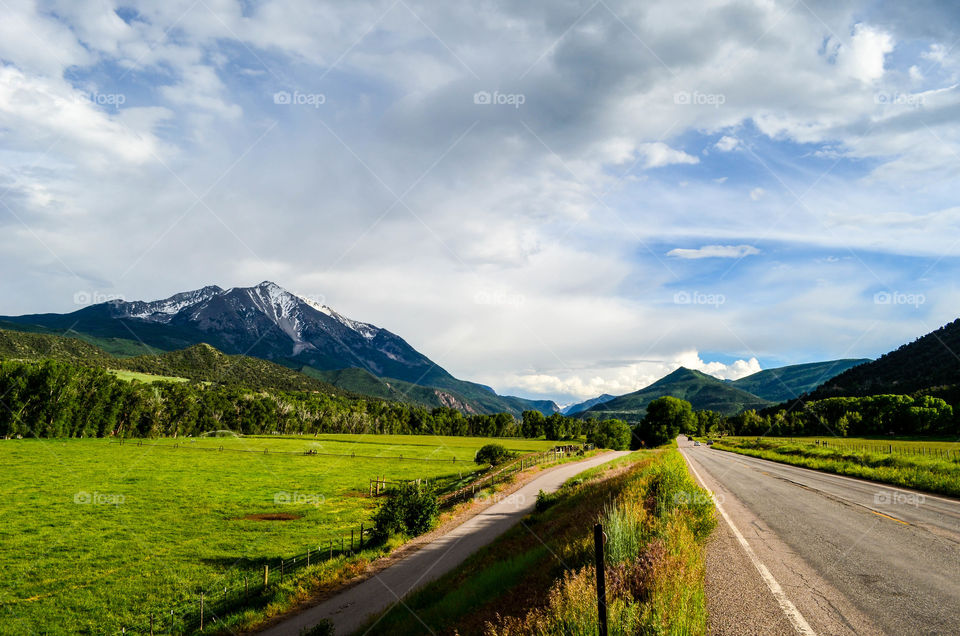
[680,439,960,635]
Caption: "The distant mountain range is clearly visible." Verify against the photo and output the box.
[562,394,616,415]
[578,368,773,419]
[0,282,558,416]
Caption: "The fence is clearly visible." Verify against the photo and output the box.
[114,439,470,463]
[119,523,376,634]
[746,437,960,462]
[116,443,591,633]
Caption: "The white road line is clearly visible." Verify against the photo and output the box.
[683,450,817,636]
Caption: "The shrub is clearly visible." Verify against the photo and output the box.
[372,483,439,538]
[535,489,560,513]
[475,443,513,466]
[299,620,335,636]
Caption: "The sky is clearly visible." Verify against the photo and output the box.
[1,0,960,406]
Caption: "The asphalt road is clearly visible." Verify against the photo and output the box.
[259,450,631,636]
[680,440,960,635]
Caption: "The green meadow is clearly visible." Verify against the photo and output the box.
[0,435,557,634]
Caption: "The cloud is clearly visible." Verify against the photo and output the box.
[505,351,762,401]
[637,142,699,168]
[667,244,760,259]
[0,0,957,407]
[714,135,740,152]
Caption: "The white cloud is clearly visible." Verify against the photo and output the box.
[637,142,699,168]
[841,24,894,83]
[667,244,760,259]
[750,187,765,201]
[505,351,762,400]
[714,135,740,152]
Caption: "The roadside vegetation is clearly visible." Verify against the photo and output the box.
[362,449,717,635]
[713,437,960,498]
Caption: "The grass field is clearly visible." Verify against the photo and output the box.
[0,435,559,634]
[714,437,960,497]
[108,369,191,384]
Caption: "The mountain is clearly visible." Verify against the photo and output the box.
[729,359,871,403]
[0,282,556,416]
[808,318,960,400]
[579,367,771,420]
[562,394,616,416]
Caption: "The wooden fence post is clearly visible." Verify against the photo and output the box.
[594,524,608,636]
[360,523,365,549]
[200,593,204,631]
[264,564,269,587]
[149,614,154,636]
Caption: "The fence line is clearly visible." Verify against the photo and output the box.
[742,437,960,462]
[116,443,592,633]
[112,439,471,463]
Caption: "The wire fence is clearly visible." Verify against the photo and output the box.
[113,439,474,463]
[114,443,594,634]
[118,523,376,635]
[742,437,960,462]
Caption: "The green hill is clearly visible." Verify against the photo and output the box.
[580,367,771,420]
[0,329,348,395]
[808,318,960,401]
[730,359,871,403]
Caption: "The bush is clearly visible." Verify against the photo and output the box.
[475,443,513,466]
[535,489,560,513]
[372,483,439,538]
[299,620,335,636]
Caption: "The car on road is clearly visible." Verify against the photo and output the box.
[694,441,701,446]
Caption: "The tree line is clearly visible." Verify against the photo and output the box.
[0,359,629,446]
[627,393,958,446]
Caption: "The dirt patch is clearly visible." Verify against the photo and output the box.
[241,513,302,521]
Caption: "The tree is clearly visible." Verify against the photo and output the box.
[475,443,512,466]
[633,396,694,448]
[372,483,439,538]
[587,419,631,450]
[521,410,546,438]
[543,412,568,440]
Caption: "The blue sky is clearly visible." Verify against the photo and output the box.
[1,0,959,405]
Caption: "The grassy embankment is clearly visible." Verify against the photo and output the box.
[713,437,960,498]
[362,448,717,636]
[0,434,560,634]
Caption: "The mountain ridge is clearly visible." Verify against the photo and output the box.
[0,283,557,416]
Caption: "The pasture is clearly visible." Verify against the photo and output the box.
[0,434,558,633]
